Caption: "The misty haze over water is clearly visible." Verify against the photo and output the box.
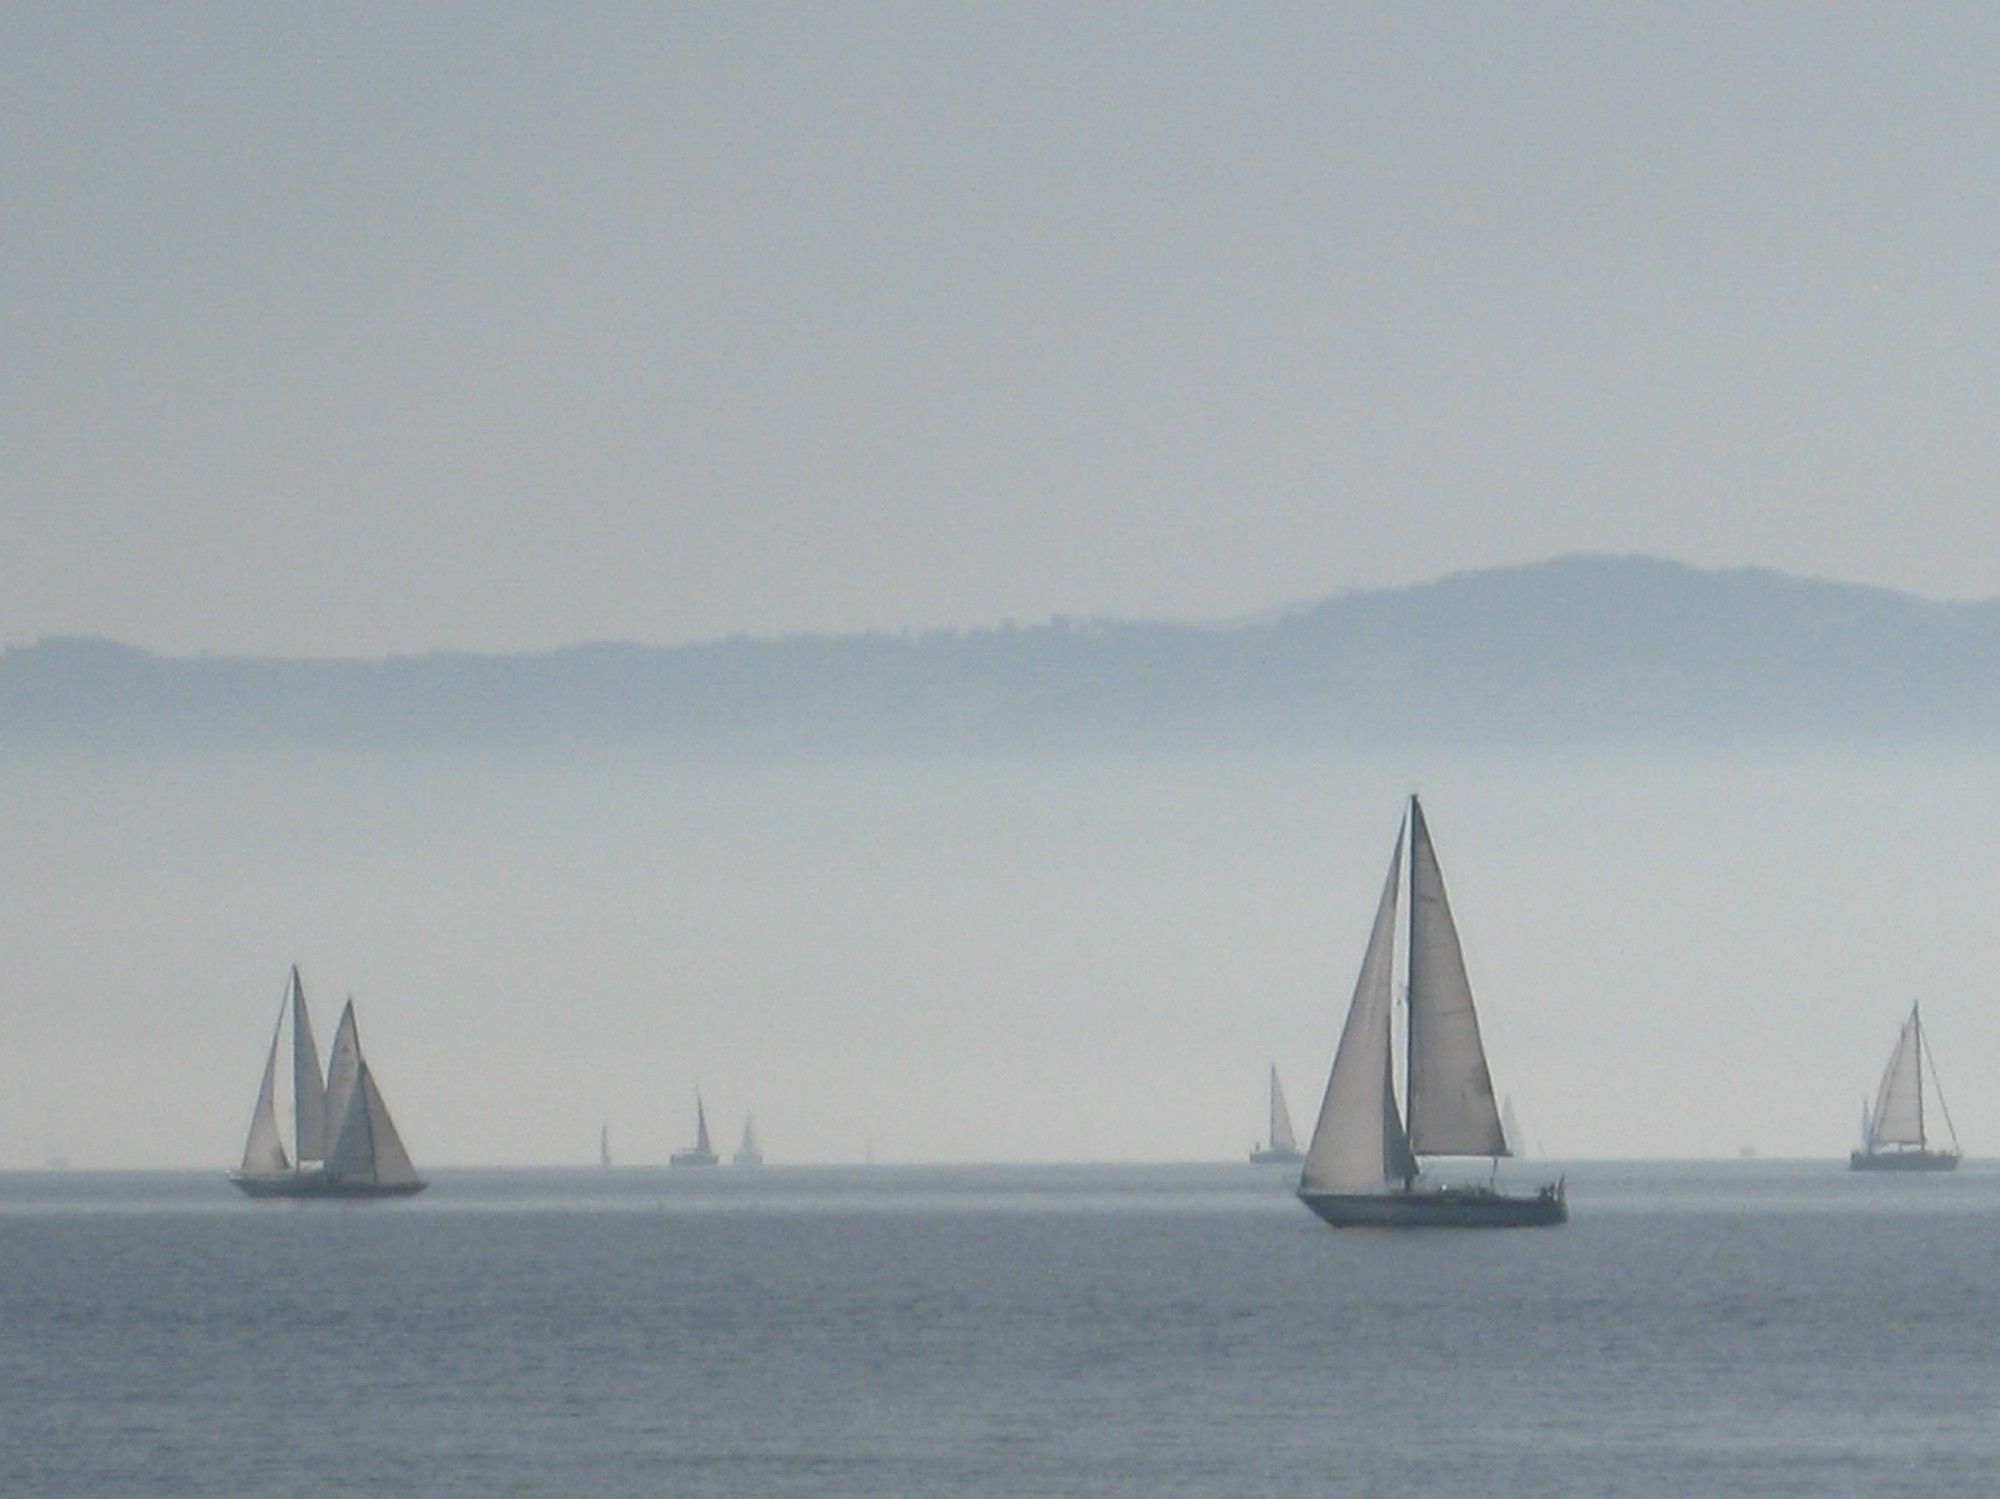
[3,567,2000,1175]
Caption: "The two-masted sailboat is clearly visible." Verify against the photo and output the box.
[1250,1066,1304,1164]
[231,966,426,1199]
[1851,1004,1960,1172]
[1298,798,1565,1228]
[670,1091,719,1167]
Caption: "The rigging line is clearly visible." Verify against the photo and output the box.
[1919,1018,1962,1154]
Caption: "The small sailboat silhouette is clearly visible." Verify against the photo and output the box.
[670,1090,719,1167]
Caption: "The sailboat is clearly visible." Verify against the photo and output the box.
[1850,1004,1960,1172]
[1249,1066,1304,1164]
[600,1122,612,1170]
[1297,798,1565,1229]
[670,1090,719,1167]
[230,967,427,1200]
[733,1113,764,1167]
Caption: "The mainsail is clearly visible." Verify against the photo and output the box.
[695,1093,713,1156]
[1268,1067,1298,1155]
[239,1005,291,1177]
[1301,826,1409,1193]
[290,967,328,1163]
[1405,798,1509,1159]
[325,1062,421,1187]
[1868,1007,1927,1149]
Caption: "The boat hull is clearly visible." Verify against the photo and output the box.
[1249,1147,1304,1165]
[669,1151,719,1167]
[1298,1186,1567,1229]
[229,1172,427,1200]
[1849,1149,1959,1172]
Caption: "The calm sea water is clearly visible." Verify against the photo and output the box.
[2,1162,1995,1496]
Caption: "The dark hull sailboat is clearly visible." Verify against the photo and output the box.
[1848,1149,1956,1173]
[1300,1184,1566,1229]
[230,968,428,1201]
[1849,1004,1960,1174]
[1295,798,1565,1231]
[231,1173,427,1200]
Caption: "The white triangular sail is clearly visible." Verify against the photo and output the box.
[1406,798,1509,1158]
[1867,1010,1925,1149]
[1268,1067,1298,1155]
[1301,825,1407,1193]
[322,1000,362,1148]
[695,1094,713,1156]
[325,1062,421,1186]
[290,968,328,1163]
[239,1003,291,1177]
[739,1114,760,1156]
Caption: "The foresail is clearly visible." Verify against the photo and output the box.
[358,1068,421,1186]
[322,1001,363,1151]
[1301,825,1405,1193]
[1269,1067,1298,1155]
[290,968,328,1163]
[740,1114,760,1154]
[1405,798,1509,1158]
[1868,1014,1924,1148]
[325,1062,421,1186]
[239,1005,290,1177]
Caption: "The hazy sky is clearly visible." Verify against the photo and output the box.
[7,5,2000,655]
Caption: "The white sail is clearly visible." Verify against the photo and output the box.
[290,968,328,1163]
[325,1062,421,1186]
[1301,825,1408,1193]
[600,1123,612,1169]
[695,1093,713,1156]
[322,1000,362,1148]
[1406,798,1509,1158]
[1501,1096,1528,1158]
[735,1113,763,1165]
[239,1003,291,1177]
[1268,1067,1298,1155]
[1868,1010,1925,1148]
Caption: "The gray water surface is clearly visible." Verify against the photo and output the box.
[3,1162,1994,1496]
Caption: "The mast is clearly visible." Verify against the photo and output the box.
[290,966,328,1165]
[1912,1003,1926,1150]
[1916,1008,1962,1155]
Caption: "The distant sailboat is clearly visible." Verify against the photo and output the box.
[1249,1066,1304,1164]
[600,1122,612,1170]
[670,1091,719,1167]
[734,1113,764,1167]
[231,967,426,1199]
[1297,798,1565,1229]
[1850,1004,1960,1172]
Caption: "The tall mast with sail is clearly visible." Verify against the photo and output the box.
[1251,1066,1305,1163]
[1297,799,1564,1229]
[671,1090,720,1167]
[734,1113,764,1167]
[1850,1004,1960,1172]
[230,968,428,1199]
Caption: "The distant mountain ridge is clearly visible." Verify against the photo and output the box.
[6,555,1999,750]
